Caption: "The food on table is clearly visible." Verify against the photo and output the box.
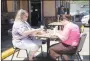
[35,32,42,35]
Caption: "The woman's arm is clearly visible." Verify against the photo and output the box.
[20,29,40,37]
[54,26,71,41]
[17,24,41,37]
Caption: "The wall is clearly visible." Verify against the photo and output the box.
[43,1,55,16]
[20,0,28,10]
[43,1,56,25]
[7,0,28,12]
[7,0,13,12]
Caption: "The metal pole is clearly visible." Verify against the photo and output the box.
[28,0,31,24]
[41,0,43,25]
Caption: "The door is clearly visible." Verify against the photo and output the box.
[31,1,41,26]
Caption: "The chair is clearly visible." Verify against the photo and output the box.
[72,22,84,33]
[8,29,44,61]
[11,47,29,61]
[11,45,44,61]
[57,33,87,61]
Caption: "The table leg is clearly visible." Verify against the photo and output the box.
[47,38,50,57]
[58,26,60,30]
[59,25,64,30]
[61,25,64,30]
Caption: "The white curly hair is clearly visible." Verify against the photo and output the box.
[15,9,27,21]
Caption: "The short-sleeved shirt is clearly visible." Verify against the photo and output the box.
[12,20,42,50]
[12,21,32,40]
[58,22,80,46]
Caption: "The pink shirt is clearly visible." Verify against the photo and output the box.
[58,22,80,46]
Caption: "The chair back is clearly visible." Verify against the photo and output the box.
[72,22,83,33]
[76,33,87,52]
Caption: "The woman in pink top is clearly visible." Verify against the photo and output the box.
[49,14,80,61]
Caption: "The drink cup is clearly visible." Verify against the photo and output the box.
[40,25,44,30]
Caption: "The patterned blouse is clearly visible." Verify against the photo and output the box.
[12,21,33,41]
[58,22,80,46]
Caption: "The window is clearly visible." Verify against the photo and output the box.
[56,0,70,15]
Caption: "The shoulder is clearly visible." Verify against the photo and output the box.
[70,22,79,28]
[13,21,24,28]
[70,22,80,31]
[65,22,79,31]
[73,23,79,29]
[65,22,72,29]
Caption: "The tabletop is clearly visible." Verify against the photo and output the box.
[33,29,60,56]
[34,29,58,40]
[48,22,63,26]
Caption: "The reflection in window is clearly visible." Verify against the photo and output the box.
[56,0,70,15]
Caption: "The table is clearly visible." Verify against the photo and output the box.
[48,22,64,30]
[34,30,59,56]
[48,22,63,26]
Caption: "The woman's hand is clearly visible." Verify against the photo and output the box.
[41,30,47,34]
[52,32,58,36]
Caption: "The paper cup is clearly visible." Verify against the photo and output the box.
[40,25,44,30]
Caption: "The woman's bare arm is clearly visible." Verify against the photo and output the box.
[20,29,40,36]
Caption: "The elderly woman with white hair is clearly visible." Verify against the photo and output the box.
[12,9,42,61]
